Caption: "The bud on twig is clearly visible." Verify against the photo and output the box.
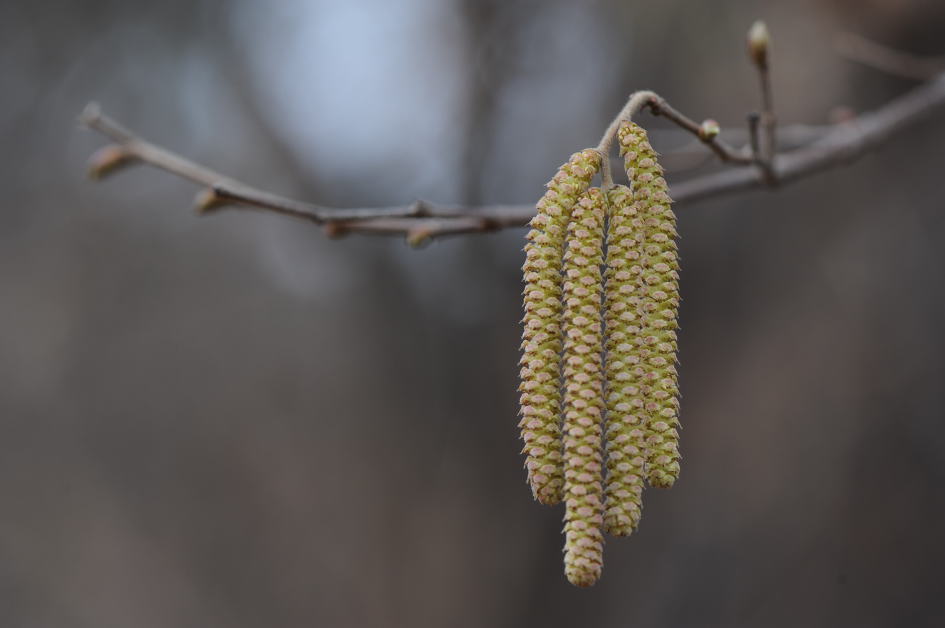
[747,20,770,69]
[87,144,136,180]
[698,119,721,141]
[322,222,348,239]
[193,188,226,214]
[406,228,433,248]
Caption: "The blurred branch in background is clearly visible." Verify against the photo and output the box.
[835,31,945,81]
[79,30,945,245]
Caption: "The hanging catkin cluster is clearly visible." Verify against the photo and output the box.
[518,121,681,587]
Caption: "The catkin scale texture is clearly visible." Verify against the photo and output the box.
[519,149,601,505]
[618,121,682,489]
[601,184,647,535]
[560,188,607,587]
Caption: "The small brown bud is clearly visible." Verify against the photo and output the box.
[87,145,136,180]
[405,228,433,248]
[193,188,226,214]
[322,222,348,239]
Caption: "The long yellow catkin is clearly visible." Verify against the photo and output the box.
[617,121,681,489]
[602,184,647,535]
[519,149,601,505]
[560,187,607,587]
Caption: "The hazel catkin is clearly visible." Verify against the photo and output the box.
[617,121,681,489]
[519,148,602,505]
[560,187,607,587]
[518,115,683,587]
[602,184,647,535]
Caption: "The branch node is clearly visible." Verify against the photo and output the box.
[828,106,858,124]
[406,228,433,248]
[194,188,227,215]
[747,112,761,160]
[409,199,432,218]
[323,222,349,239]
[480,217,501,232]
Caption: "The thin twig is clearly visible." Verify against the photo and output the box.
[758,64,776,166]
[657,123,829,148]
[648,98,752,165]
[596,91,752,188]
[82,90,751,236]
[659,123,830,169]
[747,112,762,161]
[746,21,777,184]
[673,72,945,202]
[835,32,945,81]
[80,71,945,239]
[80,104,436,224]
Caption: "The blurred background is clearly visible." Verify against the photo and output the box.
[3,0,945,626]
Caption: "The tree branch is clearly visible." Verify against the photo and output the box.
[80,69,945,241]
[672,72,945,203]
[647,97,753,165]
[835,31,945,81]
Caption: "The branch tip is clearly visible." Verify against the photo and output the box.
[79,102,102,127]
[408,200,432,218]
[747,20,770,69]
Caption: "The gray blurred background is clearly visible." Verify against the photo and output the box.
[3,0,945,626]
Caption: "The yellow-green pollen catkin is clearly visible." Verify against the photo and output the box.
[519,149,602,505]
[618,121,681,489]
[602,184,647,535]
[560,187,606,587]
